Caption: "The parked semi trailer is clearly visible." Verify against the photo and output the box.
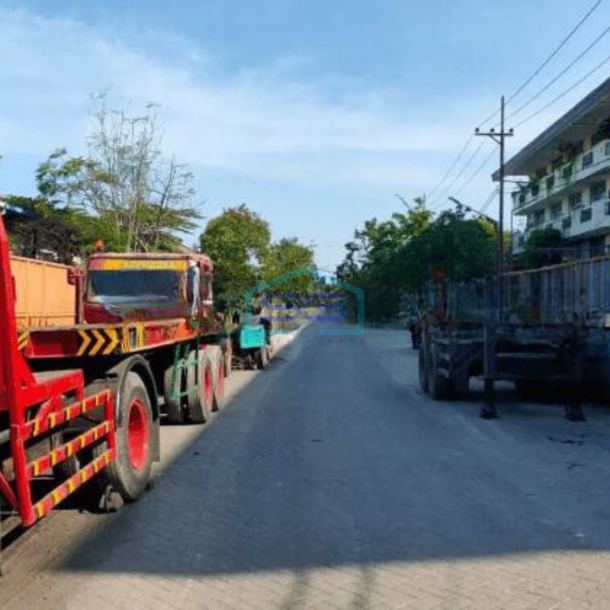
[0,214,225,544]
[418,255,610,420]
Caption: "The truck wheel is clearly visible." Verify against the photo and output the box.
[164,364,185,424]
[223,340,232,378]
[187,350,214,423]
[258,346,270,370]
[95,372,154,502]
[428,345,451,400]
[51,431,80,479]
[419,347,429,393]
[213,354,225,411]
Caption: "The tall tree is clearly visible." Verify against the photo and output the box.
[200,204,271,310]
[36,94,201,252]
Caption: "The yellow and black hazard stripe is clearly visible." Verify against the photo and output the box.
[77,328,122,357]
[120,323,146,354]
[17,331,29,351]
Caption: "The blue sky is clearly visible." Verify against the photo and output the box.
[1,1,609,268]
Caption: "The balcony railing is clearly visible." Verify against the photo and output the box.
[512,139,610,212]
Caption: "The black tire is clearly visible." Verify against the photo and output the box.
[95,372,154,502]
[223,340,232,378]
[428,344,451,400]
[419,347,429,393]
[187,350,214,423]
[258,346,270,370]
[51,431,80,480]
[213,350,225,411]
[164,363,186,424]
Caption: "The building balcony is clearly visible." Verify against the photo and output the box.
[522,197,610,243]
[512,139,610,214]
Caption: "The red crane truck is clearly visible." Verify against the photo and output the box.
[0,213,225,540]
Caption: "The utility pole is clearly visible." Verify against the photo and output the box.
[475,96,513,318]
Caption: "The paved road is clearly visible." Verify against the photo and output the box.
[4,323,610,608]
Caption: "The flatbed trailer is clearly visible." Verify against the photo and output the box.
[417,255,610,419]
[0,214,226,552]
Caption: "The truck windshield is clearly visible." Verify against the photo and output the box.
[88,270,182,303]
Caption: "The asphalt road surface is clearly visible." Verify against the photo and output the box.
[4,323,610,608]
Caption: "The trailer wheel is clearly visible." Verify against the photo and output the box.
[187,350,214,423]
[428,343,451,400]
[95,372,153,502]
[258,346,270,370]
[164,364,186,424]
[213,354,225,411]
[51,431,80,479]
[223,340,232,378]
[418,347,429,393]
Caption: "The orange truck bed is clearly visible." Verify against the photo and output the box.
[11,256,77,330]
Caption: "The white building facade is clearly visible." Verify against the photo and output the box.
[504,77,610,258]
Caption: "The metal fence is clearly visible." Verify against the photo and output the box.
[415,254,610,327]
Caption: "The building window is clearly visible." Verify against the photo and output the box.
[581,208,592,223]
[551,202,562,219]
[606,200,610,216]
[569,191,583,210]
[591,181,607,202]
[606,142,610,156]
[534,209,545,226]
[546,175,555,192]
[582,151,594,169]
[562,216,572,229]
[562,163,574,180]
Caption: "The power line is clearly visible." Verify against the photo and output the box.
[480,187,499,215]
[506,22,610,123]
[426,134,474,201]
[478,0,605,127]
[514,50,610,128]
[429,140,487,209]
[425,0,604,214]
[453,146,497,199]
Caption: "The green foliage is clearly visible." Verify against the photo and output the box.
[336,199,496,324]
[520,228,563,270]
[200,204,271,310]
[263,237,316,299]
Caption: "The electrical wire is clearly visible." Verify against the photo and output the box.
[506,22,610,123]
[428,140,487,209]
[427,134,475,201]
[480,188,499,215]
[425,0,605,212]
[514,50,610,128]
[478,0,605,127]
[453,146,497,199]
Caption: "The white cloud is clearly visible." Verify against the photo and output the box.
[0,6,487,190]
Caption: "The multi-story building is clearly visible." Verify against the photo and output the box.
[504,76,610,258]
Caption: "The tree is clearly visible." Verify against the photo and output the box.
[36,94,201,252]
[520,228,563,270]
[263,237,316,298]
[336,199,496,324]
[200,204,271,311]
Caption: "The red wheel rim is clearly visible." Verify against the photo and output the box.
[204,365,214,408]
[217,360,225,399]
[127,399,148,471]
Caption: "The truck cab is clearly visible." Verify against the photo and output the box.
[84,253,215,325]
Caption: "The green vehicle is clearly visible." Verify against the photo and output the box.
[228,313,272,371]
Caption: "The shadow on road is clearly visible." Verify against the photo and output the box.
[30,324,610,580]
